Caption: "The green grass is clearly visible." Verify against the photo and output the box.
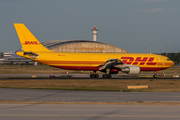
[1,79,180,92]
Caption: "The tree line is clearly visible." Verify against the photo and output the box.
[158,53,180,65]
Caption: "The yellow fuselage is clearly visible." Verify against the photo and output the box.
[16,52,174,71]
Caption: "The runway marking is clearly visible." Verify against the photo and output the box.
[1,115,180,118]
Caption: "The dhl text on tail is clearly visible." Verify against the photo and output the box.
[14,23,174,78]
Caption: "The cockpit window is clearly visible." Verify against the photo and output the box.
[167,59,171,61]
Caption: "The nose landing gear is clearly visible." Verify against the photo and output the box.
[153,74,158,78]
[153,71,158,78]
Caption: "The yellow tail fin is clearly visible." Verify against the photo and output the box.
[14,23,52,52]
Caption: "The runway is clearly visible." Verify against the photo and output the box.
[1,88,180,102]
[0,74,180,79]
[0,104,180,120]
[1,88,180,120]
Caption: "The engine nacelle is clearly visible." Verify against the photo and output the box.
[121,66,140,74]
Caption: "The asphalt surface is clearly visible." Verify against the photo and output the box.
[1,74,180,120]
[0,104,180,120]
[0,74,180,79]
[1,88,180,102]
[1,87,180,120]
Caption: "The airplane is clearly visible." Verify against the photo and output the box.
[14,23,174,78]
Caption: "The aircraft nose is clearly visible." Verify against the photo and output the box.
[171,61,175,66]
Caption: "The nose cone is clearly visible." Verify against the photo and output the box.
[164,60,174,67]
[168,61,174,67]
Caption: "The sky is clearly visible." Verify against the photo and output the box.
[0,0,180,53]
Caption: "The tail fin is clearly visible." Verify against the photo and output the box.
[14,23,52,52]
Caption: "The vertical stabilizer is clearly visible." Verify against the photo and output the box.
[14,23,52,52]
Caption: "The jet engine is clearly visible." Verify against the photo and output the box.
[121,66,140,75]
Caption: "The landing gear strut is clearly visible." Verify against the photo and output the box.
[101,68,112,78]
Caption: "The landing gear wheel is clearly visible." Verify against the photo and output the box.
[103,74,107,78]
[95,74,99,78]
[153,74,158,78]
[90,74,95,78]
[90,74,99,78]
[107,74,112,78]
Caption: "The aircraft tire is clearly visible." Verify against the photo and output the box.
[103,74,107,78]
[153,74,157,78]
[107,74,112,78]
[95,74,99,78]
[90,74,95,78]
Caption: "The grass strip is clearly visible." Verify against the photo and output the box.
[1,79,180,92]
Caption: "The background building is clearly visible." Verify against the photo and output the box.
[42,40,128,53]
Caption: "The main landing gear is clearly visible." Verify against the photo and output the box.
[102,74,112,78]
[102,68,112,78]
[90,71,99,78]
[90,71,112,78]
[90,74,99,78]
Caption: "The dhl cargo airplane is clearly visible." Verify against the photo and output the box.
[14,23,174,78]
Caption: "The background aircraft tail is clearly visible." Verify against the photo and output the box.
[14,23,52,52]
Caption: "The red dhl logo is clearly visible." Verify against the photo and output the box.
[121,57,157,65]
[22,41,41,45]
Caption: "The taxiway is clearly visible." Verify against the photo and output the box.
[0,104,180,120]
